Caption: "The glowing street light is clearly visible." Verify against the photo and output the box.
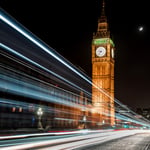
[83,115,87,129]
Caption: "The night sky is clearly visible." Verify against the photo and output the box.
[1,0,150,110]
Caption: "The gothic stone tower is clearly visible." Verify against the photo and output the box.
[92,0,115,126]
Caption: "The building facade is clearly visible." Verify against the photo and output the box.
[92,0,115,126]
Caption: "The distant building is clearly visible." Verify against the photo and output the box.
[136,108,150,121]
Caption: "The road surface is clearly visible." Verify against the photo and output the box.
[0,129,150,150]
[77,133,150,150]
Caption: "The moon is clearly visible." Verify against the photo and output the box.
[138,26,144,32]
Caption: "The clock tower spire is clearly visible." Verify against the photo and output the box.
[92,0,115,127]
[94,0,110,38]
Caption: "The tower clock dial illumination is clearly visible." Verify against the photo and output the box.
[96,47,106,57]
[111,48,114,58]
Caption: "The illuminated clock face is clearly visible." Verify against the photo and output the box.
[96,47,106,57]
[111,48,114,58]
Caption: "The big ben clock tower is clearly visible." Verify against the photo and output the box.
[92,0,115,126]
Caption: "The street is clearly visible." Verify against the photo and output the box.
[1,129,149,150]
[77,133,150,150]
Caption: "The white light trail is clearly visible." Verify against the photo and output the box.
[0,11,115,108]
[0,43,90,96]
[1,10,150,128]
[0,72,83,110]
[0,130,149,149]
[0,11,113,102]
[0,12,91,84]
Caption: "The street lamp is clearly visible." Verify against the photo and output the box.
[83,115,86,129]
[37,107,43,130]
[102,120,105,125]
[82,105,87,129]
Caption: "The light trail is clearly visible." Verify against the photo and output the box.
[0,74,84,110]
[0,42,149,128]
[0,10,114,102]
[0,54,91,104]
[0,11,91,84]
[0,129,113,140]
[0,43,91,97]
[0,9,150,129]
[0,130,149,149]
[0,9,119,120]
